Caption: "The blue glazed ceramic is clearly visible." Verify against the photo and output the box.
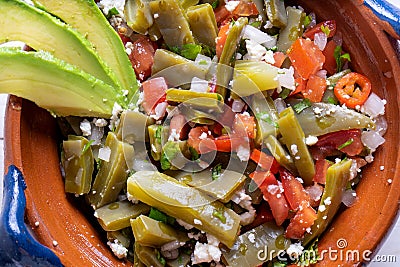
[364,0,400,38]
[0,165,63,266]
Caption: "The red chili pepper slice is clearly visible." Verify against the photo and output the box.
[334,72,371,108]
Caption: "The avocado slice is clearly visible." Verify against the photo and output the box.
[0,0,122,92]
[32,0,139,103]
[0,47,125,117]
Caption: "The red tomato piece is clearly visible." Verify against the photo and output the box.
[187,126,214,154]
[214,5,231,26]
[169,114,188,140]
[290,76,306,96]
[303,20,337,40]
[302,74,327,102]
[285,204,317,239]
[201,134,248,153]
[314,129,364,156]
[280,168,310,211]
[287,38,325,80]
[216,23,231,59]
[272,51,287,68]
[249,171,289,226]
[322,40,339,75]
[312,159,331,184]
[250,149,280,174]
[141,77,167,115]
[128,36,156,81]
[232,1,259,17]
[334,72,372,108]
[233,113,256,139]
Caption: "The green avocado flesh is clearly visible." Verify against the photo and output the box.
[0,0,122,90]
[0,48,123,117]
[33,0,138,102]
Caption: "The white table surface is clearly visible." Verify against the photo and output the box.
[0,92,398,265]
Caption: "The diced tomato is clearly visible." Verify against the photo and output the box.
[128,36,156,81]
[287,38,325,80]
[303,20,337,40]
[210,123,223,136]
[250,149,280,174]
[241,203,274,233]
[290,76,307,96]
[305,183,324,208]
[216,23,230,59]
[314,129,363,156]
[232,1,259,17]
[169,114,188,140]
[280,168,310,211]
[217,103,236,130]
[272,51,287,68]
[312,159,331,184]
[302,74,327,102]
[285,204,317,239]
[249,171,289,226]
[214,5,231,25]
[322,40,338,75]
[187,126,214,154]
[233,114,256,139]
[141,77,167,115]
[118,32,132,45]
[202,134,248,153]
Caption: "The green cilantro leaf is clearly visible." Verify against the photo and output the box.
[320,24,331,36]
[337,138,354,150]
[303,15,312,28]
[212,163,222,180]
[293,99,312,113]
[81,139,94,154]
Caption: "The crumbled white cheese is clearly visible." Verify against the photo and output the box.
[387,179,393,184]
[305,135,319,146]
[243,39,267,62]
[191,234,221,264]
[225,0,240,11]
[127,192,139,204]
[290,144,298,155]
[34,221,40,227]
[52,240,58,247]
[318,205,326,212]
[177,219,194,230]
[94,118,108,127]
[98,0,126,17]
[194,219,203,225]
[286,243,304,258]
[168,128,180,141]
[98,146,111,162]
[236,145,250,161]
[267,184,279,195]
[199,132,208,140]
[295,177,304,184]
[109,102,123,130]
[380,165,385,171]
[323,197,332,206]
[231,189,256,225]
[80,119,92,136]
[247,233,256,244]
[107,239,128,259]
[277,67,295,91]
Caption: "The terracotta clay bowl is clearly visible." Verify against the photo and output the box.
[2,0,400,266]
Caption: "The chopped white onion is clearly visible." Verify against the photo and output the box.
[277,67,295,91]
[314,32,327,50]
[98,146,111,162]
[308,12,317,28]
[243,39,267,61]
[195,54,212,71]
[190,77,209,93]
[315,69,327,79]
[274,98,287,114]
[225,0,240,11]
[374,115,388,136]
[151,102,168,120]
[342,189,358,207]
[361,130,385,151]
[243,25,277,48]
[232,99,245,112]
[360,92,386,118]
[89,125,104,146]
